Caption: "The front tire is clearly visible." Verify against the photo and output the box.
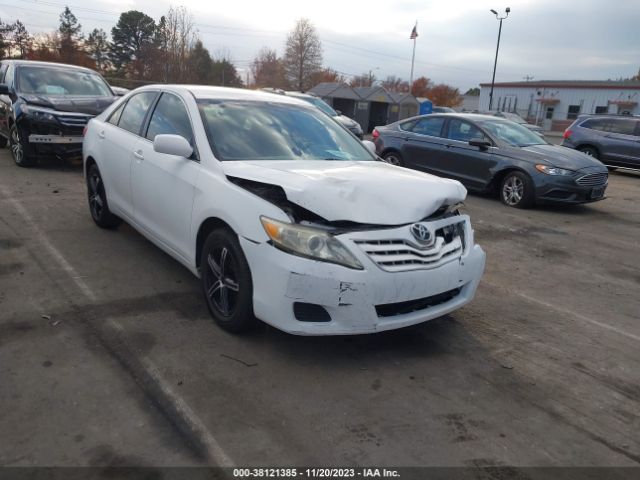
[87,164,122,229]
[383,151,404,166]
[500,171,534,209]
[200,229,258,334]
[9,124,37,167]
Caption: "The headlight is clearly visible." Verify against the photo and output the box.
[260,216,363,270]
[22,105,58,122]
[535,164,574,176]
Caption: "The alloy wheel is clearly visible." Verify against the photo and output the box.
[10,128,23,164]
[205,247,240,317]
[88,171,105,220]
[502,176,524,206]
[384,154,401,166]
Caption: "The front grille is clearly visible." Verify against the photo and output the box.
[576,172,608,186]
[376,288,461,317]
[57,114,91,127]
[354,221,465,273]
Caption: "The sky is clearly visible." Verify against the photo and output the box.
[1,0,638,91]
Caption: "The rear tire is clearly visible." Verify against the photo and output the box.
[500,171,535,209]
[577,146,599,159]
[383,151,404,166]
[200,228,258,334]
[87,164,122,229]
[9,124,37,167]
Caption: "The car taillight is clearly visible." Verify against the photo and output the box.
[372,129,379,139]
[82,126,87,137]
[563,129,572,139]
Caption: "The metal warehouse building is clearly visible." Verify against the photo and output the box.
[478,80,640,131]
[308,82,419,133]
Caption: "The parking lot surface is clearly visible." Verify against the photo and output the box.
[0,150,639,468]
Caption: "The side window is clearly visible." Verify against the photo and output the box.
[0,63,8,83]
[145,93,194,144]
[399,119,417,131]
[107,102,125,126]
[411,117,445,137]
[4,64,15,88]
[581,119,609,131]
[447,119,485,142]
[117,91,156,135]
[608,119,636,136]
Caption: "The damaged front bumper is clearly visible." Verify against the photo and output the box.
[241,215,486,335]
[29,134,83,144]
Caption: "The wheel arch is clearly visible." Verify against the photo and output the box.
[574,143,601,157]
[195,217,235,270]
[489,166,533,195]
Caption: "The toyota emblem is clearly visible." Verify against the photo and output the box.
[410,223,433,245]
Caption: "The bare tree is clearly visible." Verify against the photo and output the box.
[251,47,288,89]
[12,20,31,58]
[160,6,197,82]
[381,75,409,93]
[283,18,322,91]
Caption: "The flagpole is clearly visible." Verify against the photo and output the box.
[409,21,417,91]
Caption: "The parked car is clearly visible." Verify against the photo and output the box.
[489,111,544,136]
[0,60,116,167]
[265,89,364,139]
[562,114,640,170]
[373,113,608,208]
[83,85,485,335]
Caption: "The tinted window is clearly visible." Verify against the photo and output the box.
[0,63,8,83]
[197,100,373,162]
[17,66,111,96]
[411,117,445,137]
[581,118,609,131]
[447,119,485,142]
[607,119,637,136]
[117,92,156,135]
[107,103,125,126]
[4,64,15,87]
[146,93,194,143]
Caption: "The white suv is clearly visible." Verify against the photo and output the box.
[83,85,485,335]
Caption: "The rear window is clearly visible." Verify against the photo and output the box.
[607,118,637,136]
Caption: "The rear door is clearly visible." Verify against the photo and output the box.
[99,91,158,216]
[131,92,200,260]
[398,116,450,174]
[438,118,497,190]
[601,118,640,168]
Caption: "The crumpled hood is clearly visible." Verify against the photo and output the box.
[20,94,116,115]
[223,160,467,225]
[519,144,606,170]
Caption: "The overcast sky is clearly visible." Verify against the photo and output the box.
[1,0,638,91]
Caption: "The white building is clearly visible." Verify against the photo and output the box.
[478,80,640,131]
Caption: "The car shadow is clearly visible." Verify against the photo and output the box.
[31,155,83,172]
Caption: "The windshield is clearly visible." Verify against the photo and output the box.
[197,99,374,161]
[480,119,548,147]
[501,112,526,124]
[17,66,112,96]
[299,96,338,117]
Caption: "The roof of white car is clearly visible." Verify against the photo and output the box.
[136,84,310,106]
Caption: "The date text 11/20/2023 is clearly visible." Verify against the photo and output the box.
[232,468,401,478]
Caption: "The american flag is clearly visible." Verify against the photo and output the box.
[410,24,418,39]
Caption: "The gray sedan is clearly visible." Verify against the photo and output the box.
[373,113,608,208]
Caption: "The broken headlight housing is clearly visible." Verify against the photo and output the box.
[260,216,363,270]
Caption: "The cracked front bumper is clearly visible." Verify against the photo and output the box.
[240,225,485,335]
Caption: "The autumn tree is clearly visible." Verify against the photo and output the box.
[310,68,345,85]
[381,75,409,93]
[427,83,463,107]
[251,47,288,89]
[12,20,31,58]
[86,28,110,72]
[350,72,376,88]
[110,10,156,78]
[283,18,322,91]
[160,6,197,83]
[27,33,60,62]
[58,6,83,63]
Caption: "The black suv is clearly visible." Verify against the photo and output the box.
[562,114,640,170]
[0,60,116,167]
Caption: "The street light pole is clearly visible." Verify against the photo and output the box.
[489,7,510,111]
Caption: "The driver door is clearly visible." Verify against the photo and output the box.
[130,92,200,261]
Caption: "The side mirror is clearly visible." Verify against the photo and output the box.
[0,84,10,95]
[469,138,492,150]
[362,140,376,155]
[153,134,193,158]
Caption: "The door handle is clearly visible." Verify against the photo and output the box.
[98,130,105,139]
[133,150,144,161]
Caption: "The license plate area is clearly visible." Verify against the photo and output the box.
[591,186,606,199]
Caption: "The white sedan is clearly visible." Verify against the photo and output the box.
[83,85,485,335]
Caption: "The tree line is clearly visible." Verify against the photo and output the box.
[0,6,467,106]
